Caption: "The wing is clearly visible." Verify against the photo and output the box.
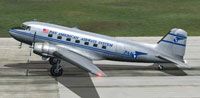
[157,55,190,68]
[53,47,107,77]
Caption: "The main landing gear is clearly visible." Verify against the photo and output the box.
[49,57,63,77]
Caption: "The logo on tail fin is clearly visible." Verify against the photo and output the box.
[160,33,187,47]
[173,34,186,43]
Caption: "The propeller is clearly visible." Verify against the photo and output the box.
[26,32,37,76]
[19,42,22,49]
[29,32,37,56]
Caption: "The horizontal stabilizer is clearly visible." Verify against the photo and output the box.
[157,55,190,68]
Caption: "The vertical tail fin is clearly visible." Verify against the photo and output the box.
[157,28,187,60]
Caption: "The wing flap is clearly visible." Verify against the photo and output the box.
[53,48,107,77]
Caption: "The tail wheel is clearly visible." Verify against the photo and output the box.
[158,65,164,70]
[50,65,63,77]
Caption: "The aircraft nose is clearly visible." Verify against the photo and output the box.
[9,28,16,37]
[9,26,20,36]
[9,29,14,36]
[9,27,20,39]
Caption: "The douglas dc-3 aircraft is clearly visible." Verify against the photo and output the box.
[9,21,189,77]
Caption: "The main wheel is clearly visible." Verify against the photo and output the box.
[49,57,59,65]
[50,65,63,77]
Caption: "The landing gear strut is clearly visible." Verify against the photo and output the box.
[49,58,63,77]
[158,64,164,70]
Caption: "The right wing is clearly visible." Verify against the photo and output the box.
[53,47,107,77]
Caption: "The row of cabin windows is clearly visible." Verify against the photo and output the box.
[48,34,106,49]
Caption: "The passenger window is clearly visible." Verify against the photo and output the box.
[93,44,98,47]
[66,38,71,41]
[57,36,62,39]
[48,34,53,37]
[84,42,89,45]
[75,40,80,43]
[102,46,106,49]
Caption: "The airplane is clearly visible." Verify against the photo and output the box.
[9,21,189,77]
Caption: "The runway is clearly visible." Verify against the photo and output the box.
[0,37,200,98]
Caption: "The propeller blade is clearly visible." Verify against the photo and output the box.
[29,32,37,56]
[29,48,32,56]
[32,32,37,48]
[19,42,22,49]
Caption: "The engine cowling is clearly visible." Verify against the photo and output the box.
[33,43,57,57]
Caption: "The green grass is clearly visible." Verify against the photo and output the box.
[0,0,200,37]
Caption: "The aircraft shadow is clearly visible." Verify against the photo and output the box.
[95,63,188,76]
[4,61,192,98]
[5,61,100,98]
[4,61,189,76]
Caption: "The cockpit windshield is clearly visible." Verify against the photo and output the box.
[11,24,31,31]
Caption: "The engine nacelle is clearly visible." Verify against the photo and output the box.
[33,43,57,57]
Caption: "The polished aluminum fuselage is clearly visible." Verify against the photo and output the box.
[9,21,167,63]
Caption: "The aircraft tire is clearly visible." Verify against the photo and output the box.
[49,57,59,65]
[50,65,63,77]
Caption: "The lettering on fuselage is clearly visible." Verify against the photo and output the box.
[123,50,147,59]
[58,33,79,40]
[49,30,57,34]
[49,30,79,40]
[45,29,113,47]
[98,41,113,47]
[81,38,97,44]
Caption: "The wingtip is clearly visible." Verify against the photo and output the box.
[176,62,190,68]
[97,73,103,77]
[94,72,107,77]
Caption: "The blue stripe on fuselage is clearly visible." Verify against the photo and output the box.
[10,29,146,59]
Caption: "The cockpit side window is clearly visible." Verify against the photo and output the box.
[26,26,31,31]
[22,25,26,30]
[22,25,31,31]
[11,24,31,31]
[20,24,27,30]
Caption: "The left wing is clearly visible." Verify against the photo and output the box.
[53,47,107,77]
